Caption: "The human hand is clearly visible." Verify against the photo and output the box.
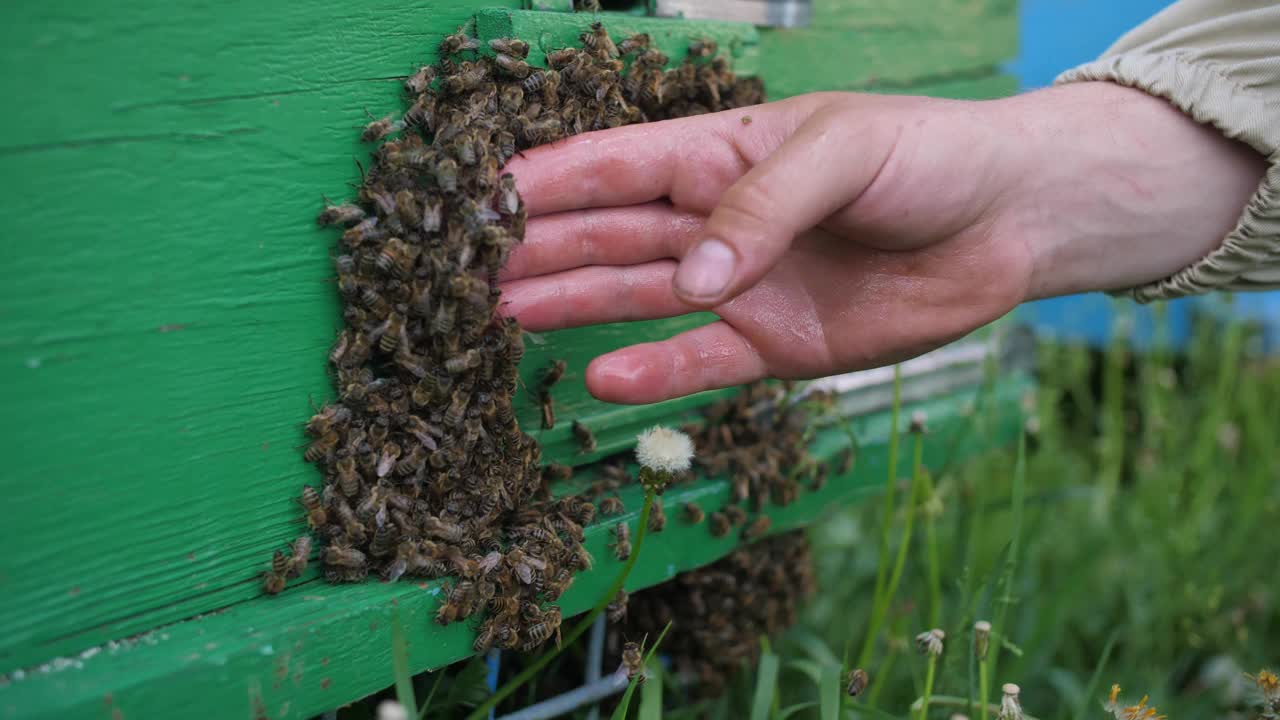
[500,83,1265,404]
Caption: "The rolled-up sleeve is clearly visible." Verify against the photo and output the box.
[1055,0,1280,302]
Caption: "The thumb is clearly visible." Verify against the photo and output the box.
[672,109,894,307]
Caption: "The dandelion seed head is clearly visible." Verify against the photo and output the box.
[377,700,408,720]
[998,683,1024,720]
[915,628,945,657]
[635,425,694,474]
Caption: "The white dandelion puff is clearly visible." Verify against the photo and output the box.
[377,700,408,720]
[999,683,1024,720]
[635,426,694,474]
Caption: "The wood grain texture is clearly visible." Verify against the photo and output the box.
[0,379,1032,720]
[0,0,1019,693]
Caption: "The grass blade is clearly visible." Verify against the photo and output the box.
[639,657,663,720]
[779,701,819,719]
[820,664,841,720]
[750,644,781,720]
[417,671,445,720]
[1072,630,1119,720]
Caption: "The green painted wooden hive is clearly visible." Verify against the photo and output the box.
[0,2,1024,718]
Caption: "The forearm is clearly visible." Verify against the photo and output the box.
[995,82,1268,301]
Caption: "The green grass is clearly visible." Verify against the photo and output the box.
[768,314,1279,719]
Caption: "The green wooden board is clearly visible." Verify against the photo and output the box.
[0,0,1020,709]
[0,375,1032,720]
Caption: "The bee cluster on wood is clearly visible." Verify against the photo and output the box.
[613,531,816,698]
[266,22,766,656]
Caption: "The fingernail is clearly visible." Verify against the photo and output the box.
[674,239,735,301]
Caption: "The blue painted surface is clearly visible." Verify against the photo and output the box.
[1009,0,1280,351]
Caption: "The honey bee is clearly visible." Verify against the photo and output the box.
[334,455,361,497]
[405,65,436,94]
[580,22,618,59]
[742,515,772,541]
[598,496,624,516]
[708,511,730,537]
[434,156,460,193]
[288,535,313,577]
[648,498,666,532]
[422,515,467,544]
[546,47,579,69]
[362,112,404,143]
[376,237,416,277]
[342,216,387,247]
[360,286,390,316]
[304,431,340,463]
[616,33,650,56]
[846,668,869,697]
[444,61,489,95]
[612,522,631,560]
[539,392,555,430]
[439,31,479,56]
[688,37,717,58]
[306,404,352,437]
[324,542,369,569]
[683,502,705,524]
[421,196,443,233]
[572,421,597,453]
[515,114,563,145]
[607,589,628,622]
[488,38,530,58]
[541,463,573,482]
[262,570,287,595]
[298,485,327,529]
[432,298,457,336]
[621,641,645,682]
[723,504,747,526]
[317,202,366,227]
[521,607,562,650]
[495,53,532,79]
[473,618,498,653]
[375,442,401,478]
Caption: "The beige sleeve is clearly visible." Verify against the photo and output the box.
[1054,0,1280,303]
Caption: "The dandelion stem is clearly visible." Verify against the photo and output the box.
[466,489,657,720]
[978,651,991,720]
[918,653,938,720]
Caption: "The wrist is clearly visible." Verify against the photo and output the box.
[994,82,1267,301]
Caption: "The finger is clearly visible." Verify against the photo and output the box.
[503,108,765,216]
[672,110,899,307]
[499,261,689,332]
[499,203,704,282]
[585,321,769,404]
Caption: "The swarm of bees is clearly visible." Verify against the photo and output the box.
[613,531,816,698]
[688,382,827,509]
[268,23,766,657]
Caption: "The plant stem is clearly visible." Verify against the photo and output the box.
[977,652,990,720]
[918,654,938,720]
[857,365,903,668]
[465,489,657,720]
[921,448,941,629]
